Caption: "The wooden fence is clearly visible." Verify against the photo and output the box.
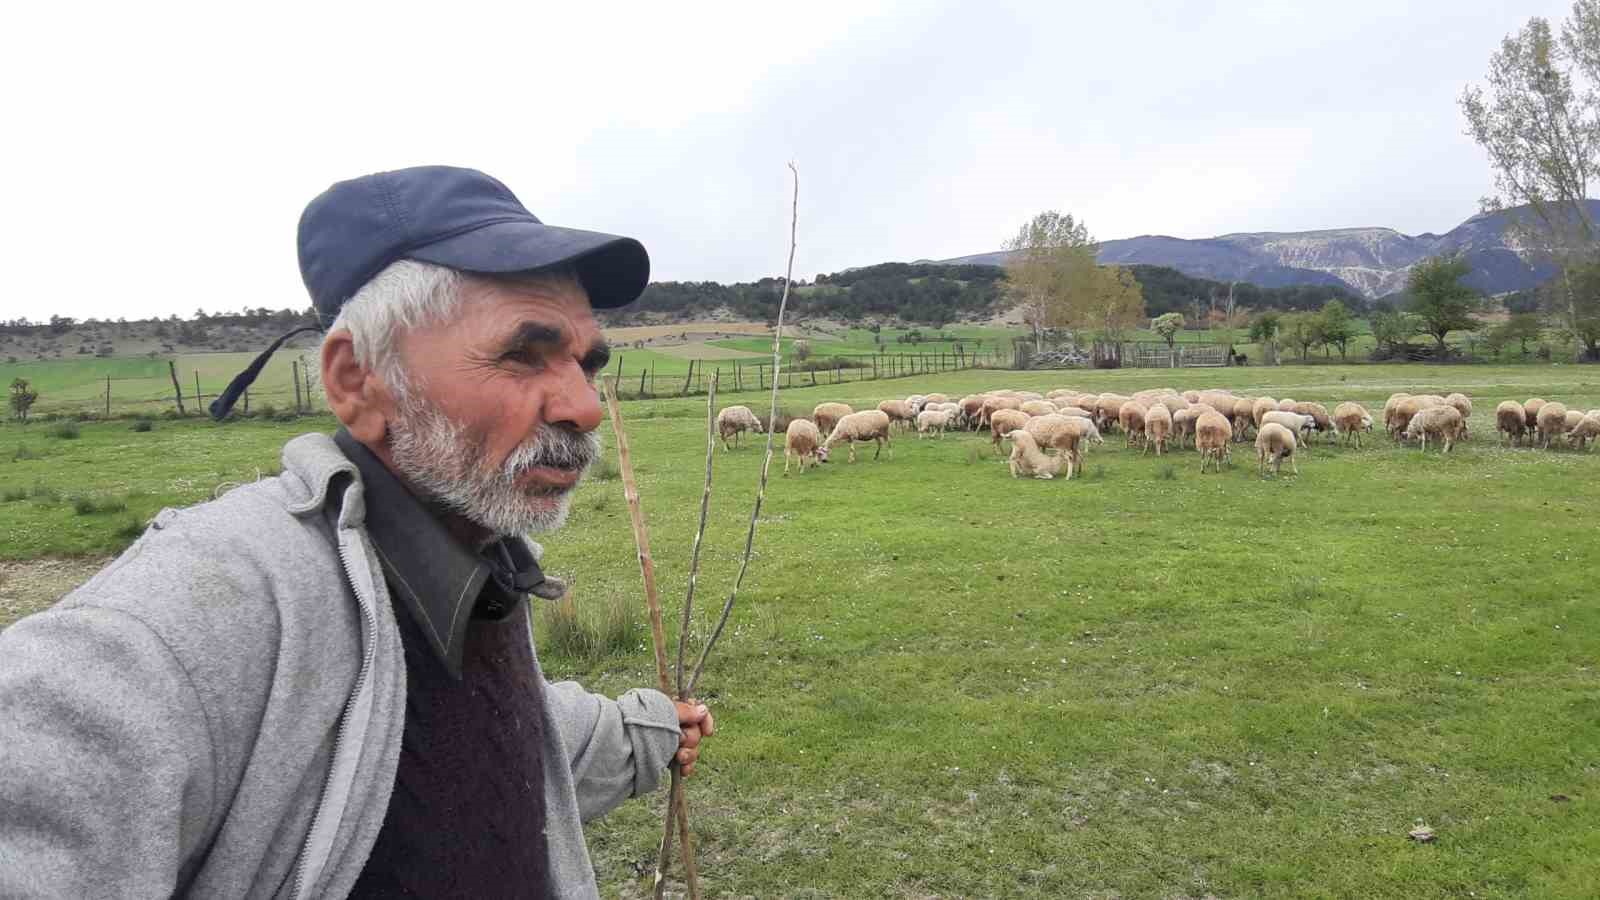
[604,346,1007,400]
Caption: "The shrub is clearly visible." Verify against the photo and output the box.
[589,454,619,482]
[1156,464,1177,481]
[49,420,81,440]
[131,418,154,432]
[72,496,97,515]
[115,519,147,541]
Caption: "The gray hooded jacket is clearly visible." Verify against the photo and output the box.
[0,432,680,898]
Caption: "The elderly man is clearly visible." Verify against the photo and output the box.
[0,166,712,898]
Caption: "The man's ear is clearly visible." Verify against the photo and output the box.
[322,330,392,444]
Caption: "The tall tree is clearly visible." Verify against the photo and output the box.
[1084,265,1146,342]
[1002,211,1096,352]
[1248,311,1282,365]
[1318,299,1358,360]
[9,378,38,422]
[1557,257,1600,358]
[1281,312,1323,361]
[1407,256,1481,352]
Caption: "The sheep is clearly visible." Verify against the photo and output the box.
[1158,395,1190,416]
[1006,430,1068,479]
[1261,410,1315,444]
[1276,398,1298,412]
[1094,393,1131,431]
[1332,402,1374,448]
[1118,400,1150,448]
[989,408,1031,453]
[1445,392,1473,420]
[1172,408,1197,448]
[715,405,764,450]
[958,395,986,429]
[1536,402,1569,449]
[916,408,954,439]
[1016,418,1085,479]
[1143,403,1173,456]
[824,410,893,462]
[1020,399,1058,417]
[1495,400,1528,447]
[922,393,950,405]
[878,399,917,432]
[1406,405,1465,453]
[1290,402,1335,444]
[1061,415,1105,449]
[783,419,829,475]
[1182,390,1201,403]
[1383,393,1413,437]
[1569,413,1600,451]
[1232,397,1258,441]
[1565,409,1586,433]
[812,402,854,437]
[1251,397,1279,428]
[1054,405,1093,419]
[1523,398,1547,432]
[1388,395,1444,441]
[979,395,1024,429]
[1195,411,1233,473]
[1255,422,1299,476]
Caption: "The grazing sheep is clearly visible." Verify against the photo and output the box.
[1020,399,1058,417]
[1255,422,1299,476]
[825,410,893,462]
[1276,398,1298,412]
[1261,410,1315,444]
[1158,395,1190,416]
[1536,402,1569,449]
[715,405,763,450]
[878,399,917,432]
[783,419,829,475]
[1232,398,1259,441]
[1251,397,1279,428]
[1054,405,1093,419]
[922,393,950,404]
[1332,402,1374,448]
[980,395,1024,429]
[916,408,954,439]
[1182,390,1201,403]
[958,395,986,429]
[1383,393,1412,437]
[1144,403,1173,456]
[1569,413,1600,451]
[812,402,854,437]
[1445,392,1473,421]
[1565,409,1586,433]
[1289,402,1334,443]
[990,408,1031,453]
[1094,393,1132,431]
[1006,430,1067,479]
[1195,410,1233,473]
[1172,408,1197,448]
[1119,400,1151,448]
[1523,398,1547,432]
[1388,396,1444,441]
[1495,400,1528,447]
[1406,405,1465,453]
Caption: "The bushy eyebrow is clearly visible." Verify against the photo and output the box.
[581,340,611,375]
[498,321,610,374]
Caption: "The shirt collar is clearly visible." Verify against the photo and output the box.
[333,428,544,678]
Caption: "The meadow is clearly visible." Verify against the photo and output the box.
[1,363,1598,897]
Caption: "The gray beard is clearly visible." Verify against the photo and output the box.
[387,396,601,537]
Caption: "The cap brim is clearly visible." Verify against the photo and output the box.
[406,221,649,309]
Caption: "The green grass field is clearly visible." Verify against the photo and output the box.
[1,350,322,418]
[2,363,1598,896]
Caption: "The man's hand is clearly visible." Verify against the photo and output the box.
[673,700,714,777]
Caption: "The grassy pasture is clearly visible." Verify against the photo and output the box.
[1,363,1598,896]
[0,350,322,418]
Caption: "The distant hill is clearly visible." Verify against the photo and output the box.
[938,201,1600,298]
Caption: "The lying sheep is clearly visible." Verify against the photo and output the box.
[1406,405,1465,453]
[1536,402,1569,449]
[812,402,853,437]
[1143,403,1173,456]
[715,405,764,450]
[1195,410,1233,473]
[1569,413,1600,451]
[916,408,954,439]
[1495,400,1528,447]
[878,399,917,432]
[1332,402,1374,448]
[783,419,829,475]
[825,410,893,462]
[989,408,1031,453]
[1255,422,1299,476]
[1006,431,1067,479]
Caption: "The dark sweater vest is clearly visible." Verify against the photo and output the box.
[348,595,551,898]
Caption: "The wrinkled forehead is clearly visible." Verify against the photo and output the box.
[461,273,601,345]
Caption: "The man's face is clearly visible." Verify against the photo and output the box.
[385,274,609,537]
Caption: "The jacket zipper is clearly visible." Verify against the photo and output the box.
[289,530,379,899]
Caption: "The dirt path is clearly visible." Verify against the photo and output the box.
[0,557,109,629]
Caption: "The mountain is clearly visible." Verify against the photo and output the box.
[940,202,1600,298]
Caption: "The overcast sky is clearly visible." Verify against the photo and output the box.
[1,0,1574,322]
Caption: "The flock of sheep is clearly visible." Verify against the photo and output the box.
[709,385,1600,480]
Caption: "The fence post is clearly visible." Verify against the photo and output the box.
[105,375,111,417]
[168,360,186,416]
[759,365,765,391]
[243,388,249,416]
[638,367,647,397]
[303,360,313,410]
[615,355,624,388]
[292,359,303,413]
[682,359,695,396]
[735,362,742,392]
[194,370,203,412]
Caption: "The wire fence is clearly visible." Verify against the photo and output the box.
[603,346,1008,400]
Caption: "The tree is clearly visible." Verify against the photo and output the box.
[1461,7,1600,342]
[792,339,811,362]
[1494,312,1546,356]
[9,378,38,422]
[1318,299,1358,360]
[1557,258,1600,358]
[1281,312,1323,361]
[1084,265,1146,342]
[1151,312,1184,351]
[1248,311,1282,365]
[1407,256,1481,352]
[1002,211,1096,352]
[1370,307,1421,356]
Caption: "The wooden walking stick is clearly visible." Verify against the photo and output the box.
[599,374,700,896]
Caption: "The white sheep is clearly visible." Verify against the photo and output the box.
[715,405,763,450]
[825,410,893,462]
[1261,410,1315,445]
[1332,402,1373,448]
[1536,402,1569,449]
[1255,423,1299,476]
[877,399,917,432]
[1569,413,1600,451]
[812,402,854,437]
[1143,404,1173,456]
[1495,400,1527,447]
[1406,405,1465,453]
[916,408,954,439]
[1195,410,1233,473]
[783,419,829,475]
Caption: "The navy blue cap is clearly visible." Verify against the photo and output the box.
[209,166,649,419]
[298,165,650,323]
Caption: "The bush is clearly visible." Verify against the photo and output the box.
[538,590,642,664]
[589,455,619,482]
[115,518,147,541]
[72,494,128,515]
[72,496,97,515]
[131,418,154,432]
[49,420,80,440]
[256,403,277,419]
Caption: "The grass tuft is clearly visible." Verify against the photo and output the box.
[537,590,641,664]
[130,418,154,432]
[48,420,81,440]
[29,483,61,504]
[1156,463,1177,481]
[1,486,27,503]
[11,444,42,461]
[114,518,147,541]
[589,455,619,482]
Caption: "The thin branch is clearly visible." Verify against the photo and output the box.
[679,373,718,697]
[687,162,799,698]
[601,375,672,697]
